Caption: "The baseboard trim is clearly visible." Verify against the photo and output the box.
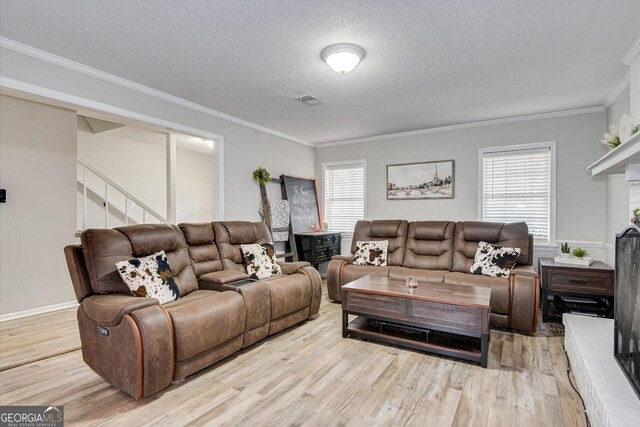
[0,301,78,322]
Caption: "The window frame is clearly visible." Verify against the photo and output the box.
[477,141,557,246]
[321,159,367,238]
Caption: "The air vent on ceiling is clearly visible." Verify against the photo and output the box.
[296,94,323,106]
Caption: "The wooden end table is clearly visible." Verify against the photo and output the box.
[538,258,614,322]
[341,276,491,368]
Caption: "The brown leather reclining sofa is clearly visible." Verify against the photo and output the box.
[64,221,321,399]
[327,220,539,332]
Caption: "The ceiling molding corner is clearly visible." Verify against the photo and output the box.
[317,106,605,148]
[0,36,315,148]
[603,71,630,110]
[0,76,227,141]
[622,36,640,66]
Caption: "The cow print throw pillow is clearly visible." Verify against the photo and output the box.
[469,241,521,278]
[353,240,389,266]
[240,243,282,280]
[116,250,180,304]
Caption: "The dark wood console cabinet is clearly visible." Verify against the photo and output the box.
[294,232,341,270]
[538,257,614,322]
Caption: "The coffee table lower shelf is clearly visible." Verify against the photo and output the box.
[345,315,488,367]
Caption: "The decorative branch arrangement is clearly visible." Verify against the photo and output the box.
[252,167,272,186]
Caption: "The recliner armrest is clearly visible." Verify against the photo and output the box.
[510,265,539,278]
[81,294,159,326]
[327,257,354,301]
[298,266,322,317]
[198,270,249,288]
[509,271,540,332]
[277,261,311,275]
[331,255,355,263]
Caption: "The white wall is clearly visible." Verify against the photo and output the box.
[605,86,631,259]
[78,130,217,225]
[0,95,78,315]
[0,46,316,223]
[0,46,316,316]
[223,125,316,220]
[177,146,214,223]
[317,111,609,264]
[77,130,167,217]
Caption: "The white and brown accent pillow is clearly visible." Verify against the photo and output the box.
[240,243,282,280]
[353,240,389,266]
[116,250,180,304]
[469,241,521,278]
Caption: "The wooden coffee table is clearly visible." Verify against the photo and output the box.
[341,276,491,368]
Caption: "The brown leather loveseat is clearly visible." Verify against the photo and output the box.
[179,221,321,346]
[64,221,321,399]
[327,220,539,332]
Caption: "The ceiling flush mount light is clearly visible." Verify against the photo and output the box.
[321,43,365,74]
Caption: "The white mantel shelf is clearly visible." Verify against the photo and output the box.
[588,132,640,176]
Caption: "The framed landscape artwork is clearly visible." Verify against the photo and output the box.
[387,160,455,200]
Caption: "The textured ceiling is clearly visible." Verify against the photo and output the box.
[1,1,639,144]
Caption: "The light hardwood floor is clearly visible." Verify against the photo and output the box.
[0,307,80,371]
[0,295,586,426]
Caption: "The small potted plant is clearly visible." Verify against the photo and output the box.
[572,247,588,259]
[632,208,640,226]
[560,242,571,258]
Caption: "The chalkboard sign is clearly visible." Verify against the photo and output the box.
[281,175,320,233]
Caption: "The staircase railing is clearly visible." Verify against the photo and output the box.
[77,158,167,232]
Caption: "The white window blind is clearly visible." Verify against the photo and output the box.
[323,162,365,235]
[481,146,551,242]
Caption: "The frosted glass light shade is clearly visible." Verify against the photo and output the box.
[321,44,365,74]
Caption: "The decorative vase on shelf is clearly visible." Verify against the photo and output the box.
[619,114,633,143]
[601,124,621,149]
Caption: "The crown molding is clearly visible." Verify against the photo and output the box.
[317,106,605,147]
[0,36,624,149]
[0,76,227,141]
[603,71,630,110]
[622,36,640,66]
[0,37,315,148]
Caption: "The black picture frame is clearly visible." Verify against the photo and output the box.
[386,160,455,200]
